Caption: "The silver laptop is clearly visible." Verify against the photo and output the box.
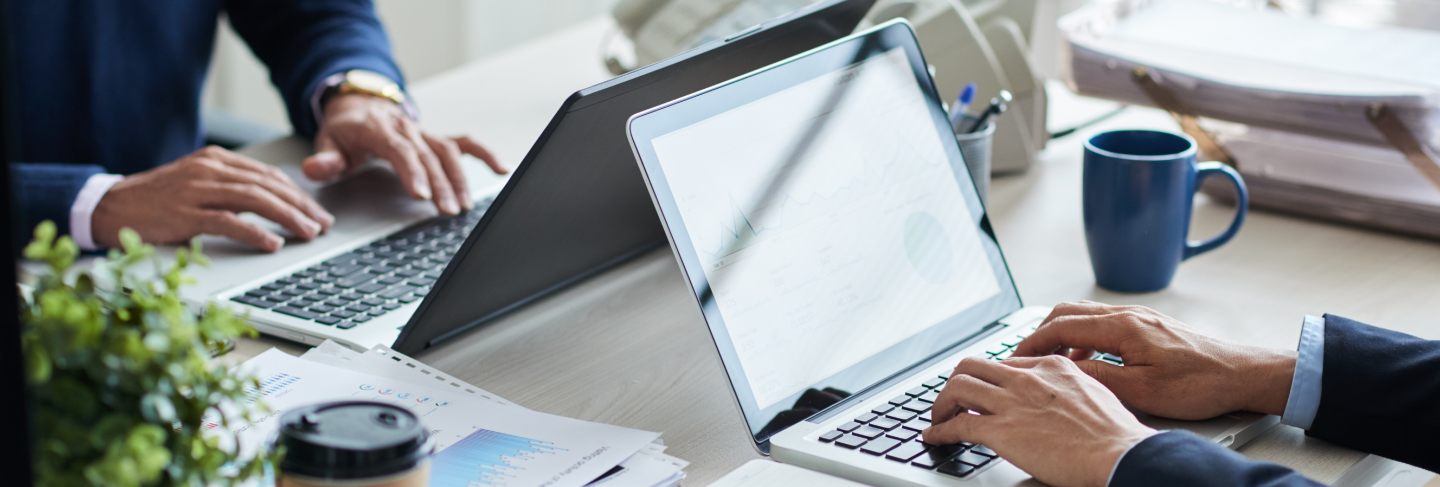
[176,137,506,350]
[626,21,1277,486]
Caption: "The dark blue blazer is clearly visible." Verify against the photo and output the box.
[1112,314,1440,486]
[7,0,404,245]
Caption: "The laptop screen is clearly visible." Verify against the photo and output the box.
[628,22,1021,445]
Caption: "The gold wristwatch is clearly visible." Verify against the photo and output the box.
[316,69,418,119]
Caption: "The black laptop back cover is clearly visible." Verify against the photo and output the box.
[393,0,876,354]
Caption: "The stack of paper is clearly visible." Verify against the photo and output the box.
[1060,0,1440,150]
[1058,0,1440,238]
[223,343,687,487]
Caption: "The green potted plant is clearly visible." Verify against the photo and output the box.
[20,222,274,486]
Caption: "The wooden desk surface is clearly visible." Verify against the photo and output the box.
[230,18,1440,485]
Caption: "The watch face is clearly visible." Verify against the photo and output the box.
[345,70,401,99]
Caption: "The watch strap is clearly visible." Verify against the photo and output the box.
[310,71,418,129]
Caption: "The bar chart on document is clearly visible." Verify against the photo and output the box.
[649,47,1000,409]
[431,429,567,486]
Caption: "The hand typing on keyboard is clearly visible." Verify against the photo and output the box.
[1012,301,1297,420]
[922,355,1155,487]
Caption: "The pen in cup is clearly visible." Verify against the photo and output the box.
[967,89,1011,134]
[948,83,977,131]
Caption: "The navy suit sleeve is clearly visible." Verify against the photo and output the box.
[1111,431,1321,487]
[9,163,105,248]
[224,0,405,137]
[1307,314,1440,472]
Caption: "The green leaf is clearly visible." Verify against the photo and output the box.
[23,336,51,384]
[23,220,57,261]
[20,222,268,486]
[119,228,142,254]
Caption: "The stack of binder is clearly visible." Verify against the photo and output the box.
[1059,0,1440,239]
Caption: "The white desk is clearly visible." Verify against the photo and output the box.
[229,17,1440,485]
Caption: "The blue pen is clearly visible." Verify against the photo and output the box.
[948,83,977,130]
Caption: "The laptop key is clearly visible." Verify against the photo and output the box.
[888,395,911,406]
[902,402,929,413]
[855,413,878,423]
[971,445,997,457]
[910,454,942,470]
[380,285,418,300]
[337,321,358,330]
[871,404,895,415]
[901,418,931,432]
[356,282,387,295]
[852,426,885,439]
[886,429,918,442]
[398,293,423,303]
[957,451,993,467]
[922,377,946,389]
[919,390,940,403]
[837,422,862,432]
[328,264,366,277]
[316,316,341,326]
[885,441,927,462]
[886,409,918,423]
[906,387,928,397]
[869,417,901,430]
[273,306,318,320]
[834,435,866,449]
[819,430,844,443]
[351,314,373,323]
[335,276,369,288]
[231,296,274,309]
[920,410,933,421]
[922,443,964,463]
[860,437,901,456]
[936,461,977,478]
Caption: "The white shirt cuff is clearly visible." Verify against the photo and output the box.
[1280,315,1325,430]
[69,174,124,250]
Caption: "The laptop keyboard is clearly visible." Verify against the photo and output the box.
[819,324,1124,479]
[227,199,491,330]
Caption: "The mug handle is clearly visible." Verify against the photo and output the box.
[1183,162,1249,260]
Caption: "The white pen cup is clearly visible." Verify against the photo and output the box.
[953,115,996,203]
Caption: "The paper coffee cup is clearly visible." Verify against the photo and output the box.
[275,401,433,487]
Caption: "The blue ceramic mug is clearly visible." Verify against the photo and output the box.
[1082,129,1248,292]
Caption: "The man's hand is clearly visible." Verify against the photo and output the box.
[923,356,1156,487]
[1013,301,1297,420]
[92,146,334,252]
[302,94,506,216]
